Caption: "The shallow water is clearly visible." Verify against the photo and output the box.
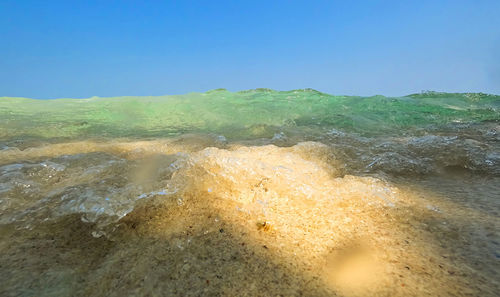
[0,90,499,296]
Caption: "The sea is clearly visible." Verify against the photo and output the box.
[1,89,499,296]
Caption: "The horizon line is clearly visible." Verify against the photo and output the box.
[1,88,499,100]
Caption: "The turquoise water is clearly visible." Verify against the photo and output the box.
[1,89,498,141]
[0,89,499,296]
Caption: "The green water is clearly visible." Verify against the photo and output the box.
[1,89,498,141]
[1,89,499,297]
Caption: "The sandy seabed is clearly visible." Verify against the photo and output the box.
[1,138,499,297]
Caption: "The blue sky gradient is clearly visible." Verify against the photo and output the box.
[1,0,499,98]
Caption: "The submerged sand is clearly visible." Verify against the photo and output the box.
[0,136,499,296]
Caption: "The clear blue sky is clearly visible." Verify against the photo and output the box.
[1,0,499,98]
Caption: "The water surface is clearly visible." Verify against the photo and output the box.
[1,89,499,296]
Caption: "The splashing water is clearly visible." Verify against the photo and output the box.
[0,90,499,296]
